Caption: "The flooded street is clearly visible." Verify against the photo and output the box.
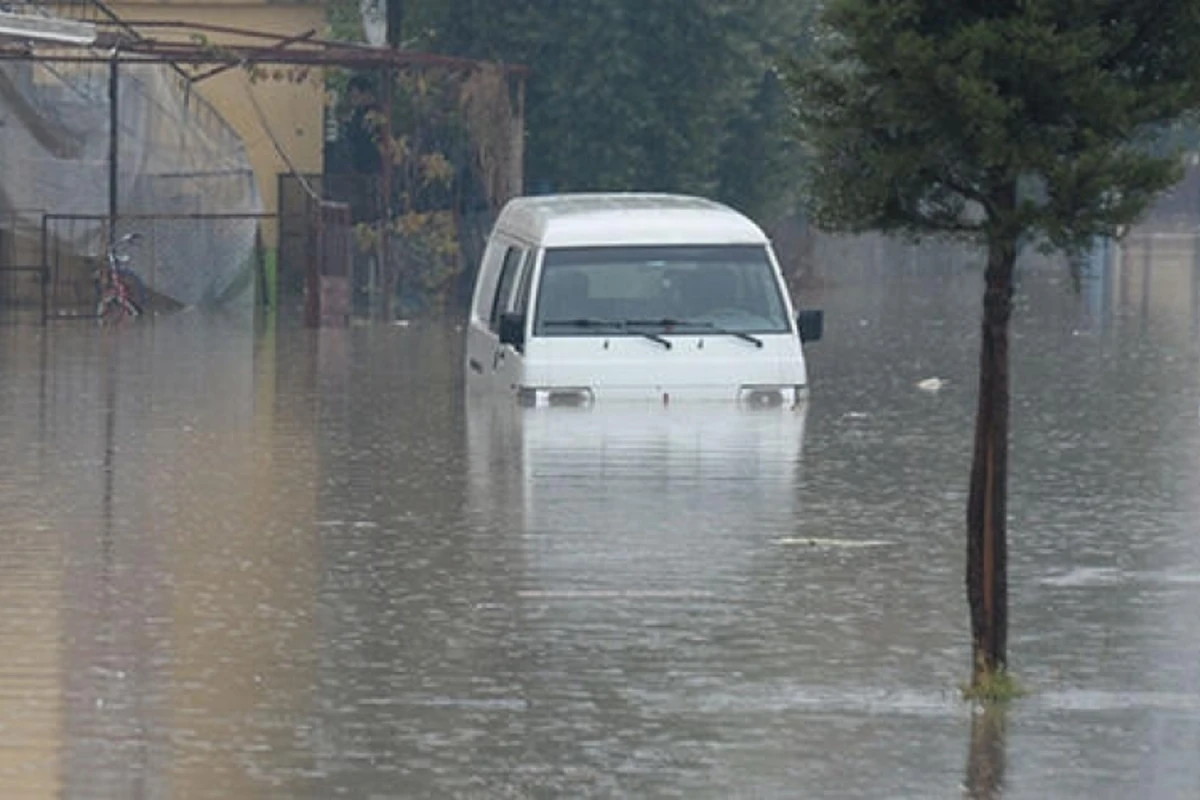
[2,244,1199,798]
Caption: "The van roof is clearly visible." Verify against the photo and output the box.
[494,193,770,247]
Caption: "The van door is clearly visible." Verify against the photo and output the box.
[496,248,537,391]
[467,241,530,392]
[466,239,503,386]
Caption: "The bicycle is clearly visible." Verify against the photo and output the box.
[94,232,148,325]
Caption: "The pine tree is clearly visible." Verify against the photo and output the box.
[786,0,1200,688]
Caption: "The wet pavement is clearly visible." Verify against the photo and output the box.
[1,236,1199,798]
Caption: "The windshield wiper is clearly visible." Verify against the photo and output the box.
[630,329,672,349]
[625,317,764,348]
[543,317,625,329]
[542,318,672,349]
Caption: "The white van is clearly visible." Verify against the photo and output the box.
[464,193,823,407]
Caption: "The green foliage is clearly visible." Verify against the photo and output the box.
[326,0,366,43]
[324,1,477,312]
[962,667,1026,704]
[393,210,461,311]
[324,0,366,99]
[785,1,1200,254]
[390,131,464,311]
[405,0,816,222]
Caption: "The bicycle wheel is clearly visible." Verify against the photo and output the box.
[116,267,148,312]
[98,294,138,325]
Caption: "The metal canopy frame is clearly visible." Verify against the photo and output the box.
[0,18,530,75]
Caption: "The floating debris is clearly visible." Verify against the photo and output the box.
[774,537,895,549]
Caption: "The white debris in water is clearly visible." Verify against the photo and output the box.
[773,537,895,548]
[516,589,716,599]
[1041,567,1200,587]
[916,377,947,393]
[1039,566,1126,587]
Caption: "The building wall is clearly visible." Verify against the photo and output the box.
[104,2,330,245]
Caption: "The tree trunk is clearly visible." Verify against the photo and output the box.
[966,231,1015,685]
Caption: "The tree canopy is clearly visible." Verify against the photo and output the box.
[402,0,816,221]
[786,1,1200,251]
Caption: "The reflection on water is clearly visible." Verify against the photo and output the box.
[0,222,1198,797]
[478,403,808,598]
[964,707,1006,800]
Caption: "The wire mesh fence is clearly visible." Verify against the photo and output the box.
[41,213,271,320]
[0,209,47,314]
[0,40,264,319]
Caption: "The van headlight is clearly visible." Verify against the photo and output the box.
[738,384,803,408]
[518,386,595,408]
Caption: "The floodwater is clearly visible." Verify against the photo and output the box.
[1,235,1199,799]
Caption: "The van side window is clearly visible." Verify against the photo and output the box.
[488,247,525,332]
[513,252,536,316]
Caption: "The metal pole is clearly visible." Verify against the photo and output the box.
[380,65,393,320]
[305,204,320,327]
[378,0,400,319]
[39,214,48,324]
[108,52,119,236]
[386,0,404,48]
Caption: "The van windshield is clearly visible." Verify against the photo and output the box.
[532,245,791,337]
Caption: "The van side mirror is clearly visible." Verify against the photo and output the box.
[797,309,824,343]
[498,312,526,348]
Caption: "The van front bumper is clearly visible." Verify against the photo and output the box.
[515,384,808,408]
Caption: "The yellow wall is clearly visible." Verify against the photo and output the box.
[104,2,329,245]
